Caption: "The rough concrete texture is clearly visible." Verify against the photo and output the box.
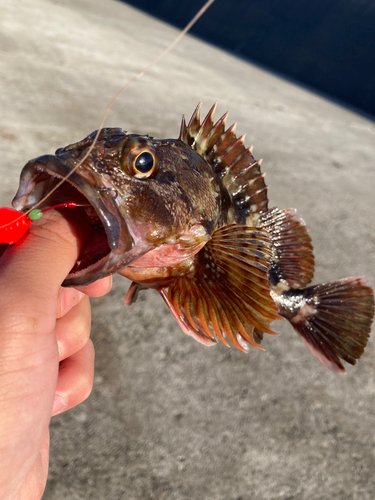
[1,0,375,499]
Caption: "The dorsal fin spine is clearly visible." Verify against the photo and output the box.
[178,115,187,141]
[216,134,247,169]
[189,102,201,126]
[222,152,257,185]
[181,103,270,216]
[199,102,217,133]
[195,103,217,155]
[187,102,202,139]
[205,112,230,161]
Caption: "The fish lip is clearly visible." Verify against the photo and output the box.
[12,154,133,285]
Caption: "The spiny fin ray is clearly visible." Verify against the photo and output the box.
[179,102,269,216]
[159,224,282,351]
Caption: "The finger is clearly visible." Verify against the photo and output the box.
[57,276,112,319]
[55,296,91,361]
[0,210,91,496]
[52,340,95,416]
[74,275,112,298]
[0,210,92,337]
[57,287,86,319]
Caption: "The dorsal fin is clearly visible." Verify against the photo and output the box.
[259,207,315,289]
[179,103,269,218]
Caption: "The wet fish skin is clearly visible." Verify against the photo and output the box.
[12,103,374,373]
[58,130,223,246]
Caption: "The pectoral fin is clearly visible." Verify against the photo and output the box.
[159,224,282,351]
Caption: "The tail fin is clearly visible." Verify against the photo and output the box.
[275,276,374,374]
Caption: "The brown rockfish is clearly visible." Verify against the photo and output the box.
[13,103,374,374]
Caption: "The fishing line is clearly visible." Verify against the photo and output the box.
[0,0,215,243]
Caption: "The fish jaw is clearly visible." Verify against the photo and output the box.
[11,126,223,287]
[11,154,150,286]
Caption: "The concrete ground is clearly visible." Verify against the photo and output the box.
[1,0,375,498]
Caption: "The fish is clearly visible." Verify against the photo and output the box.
[12,102,374,374]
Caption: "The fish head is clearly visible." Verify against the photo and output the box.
[12,128,223,285]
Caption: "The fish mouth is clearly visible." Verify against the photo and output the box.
[12,154,133,286]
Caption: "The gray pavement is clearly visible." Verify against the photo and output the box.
[1,0,375,499]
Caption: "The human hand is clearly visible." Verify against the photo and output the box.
[0,210,111,499]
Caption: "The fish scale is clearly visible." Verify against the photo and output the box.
[12,103,375,374]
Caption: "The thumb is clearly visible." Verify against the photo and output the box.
[0,209,88,498]
[0,209,87,323]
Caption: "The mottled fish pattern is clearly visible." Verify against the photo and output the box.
[13,103,374,373]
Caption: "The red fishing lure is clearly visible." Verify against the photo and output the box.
[0,203,85,245]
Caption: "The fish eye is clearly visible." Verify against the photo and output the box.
[132,151,156,178]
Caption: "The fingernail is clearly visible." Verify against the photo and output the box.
[56,340,63,360]
[104,276,113,294]
[57,288,85,318]
[52,396,65,416]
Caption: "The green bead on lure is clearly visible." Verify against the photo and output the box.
[28,209,44,221]
[0,202,89,245]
